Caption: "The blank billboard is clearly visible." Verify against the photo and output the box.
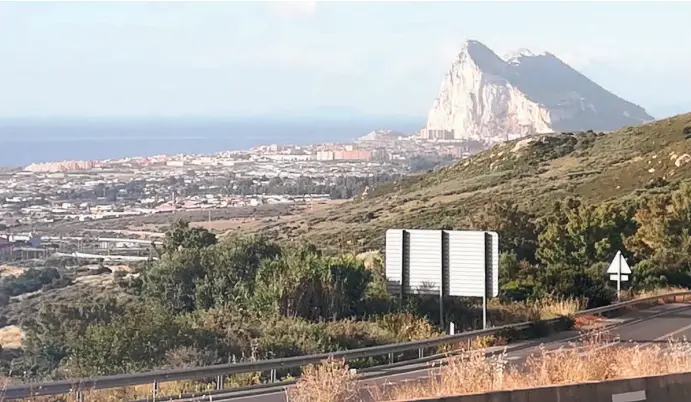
[385,229,499,298]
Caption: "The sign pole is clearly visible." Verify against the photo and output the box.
[439,285,445,334]
[440,230,446,334]
[617,252,621,302]
[482,237,488,330]
[482,293,487,329]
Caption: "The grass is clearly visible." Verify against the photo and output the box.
[489,296,584,323]
[622,286,688,301]
[287,359,359,402]
[249,113,691,250]
[290,334,691,402]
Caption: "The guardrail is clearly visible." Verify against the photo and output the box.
[3,290,690,401]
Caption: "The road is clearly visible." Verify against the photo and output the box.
[172,302,691,402]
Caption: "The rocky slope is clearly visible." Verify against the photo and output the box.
[424,40,654,144]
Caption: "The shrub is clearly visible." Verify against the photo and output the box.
[0,268,61,297]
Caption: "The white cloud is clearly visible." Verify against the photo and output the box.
[266,1,317,19]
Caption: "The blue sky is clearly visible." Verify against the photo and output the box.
[1,1,690,119]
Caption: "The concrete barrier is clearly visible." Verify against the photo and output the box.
[399,370,691,402]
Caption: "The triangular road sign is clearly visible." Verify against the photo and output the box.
[606,250,632,275]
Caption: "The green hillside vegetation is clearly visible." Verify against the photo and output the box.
[258,113,691,251]
[1,114,691,393]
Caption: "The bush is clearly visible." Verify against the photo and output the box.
[68,303,197,376]
[0,268,62,297]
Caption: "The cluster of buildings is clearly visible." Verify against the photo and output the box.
[0,127,493,233]
[0,233,41,256]
[16,129,485,174]
[24,160,98,173]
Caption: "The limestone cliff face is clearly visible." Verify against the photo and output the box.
[425,40,654,144]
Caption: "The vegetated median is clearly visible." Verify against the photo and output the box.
[288,333,691,402]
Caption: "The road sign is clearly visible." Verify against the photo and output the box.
[607,250,631,301]
[607,250,631,274]
[385,229,499,330]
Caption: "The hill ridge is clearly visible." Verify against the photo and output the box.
[257,113,691,250]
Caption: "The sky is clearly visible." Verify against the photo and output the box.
[1,1,690,119]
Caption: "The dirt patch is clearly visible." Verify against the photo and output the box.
[539,156,583,178]
[192,201,348,234]
[75,274,115,287]
[0,265,26,279]
[192,217,273,233]
[107,265,134,273]
[574,314,605,329]
[0,326,25,349]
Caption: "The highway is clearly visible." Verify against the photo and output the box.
[205,302,691,402]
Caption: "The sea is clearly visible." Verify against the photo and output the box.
[0,117,423,167]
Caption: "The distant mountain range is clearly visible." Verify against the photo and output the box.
[423,40,655,143]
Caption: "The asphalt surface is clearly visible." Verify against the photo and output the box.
[182,302,691,402]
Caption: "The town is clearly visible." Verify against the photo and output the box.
[0,129,486,242]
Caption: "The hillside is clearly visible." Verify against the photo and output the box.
[256,113,691,250]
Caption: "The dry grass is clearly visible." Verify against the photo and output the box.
[293,333,691,402]
[0,265,26,278]
[627,286,688,302]
[287,358,359,402]
[382,335,691,401]
[0,325,24,349]
[489,296,585,325]
[191,201,346,235]
[528,297,585,320]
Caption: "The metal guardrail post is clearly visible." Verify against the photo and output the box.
[270,368,277,383]
[388,352,394,364]
[152,379,159,401]
[76,390,84,402]
[216,375,224,390]
[418,348,424,359]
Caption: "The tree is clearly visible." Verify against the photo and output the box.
[627,183,691,266]
[161,220,217,255]
[140,248,208,313]
[21,298,127,378]
[251,247,372,320]
[69,303,191,376]
[536,198,636,269]
[194,235,282,310]
[466,201,538,262]
[142,235,282,313]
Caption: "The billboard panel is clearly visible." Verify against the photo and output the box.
[446,230,486,297]
[406,229,442,294]
[385,229,404,294]
[486,231,499,298]
[384,229,499,298]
